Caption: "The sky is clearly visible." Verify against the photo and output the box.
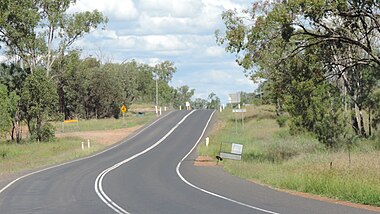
[10,0,258,104]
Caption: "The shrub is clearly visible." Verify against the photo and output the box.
[41,123,55,142]
[276,115,288,127]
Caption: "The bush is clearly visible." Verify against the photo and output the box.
[112,102,121,119]
[276,115,288,127]
[41,123,55,142]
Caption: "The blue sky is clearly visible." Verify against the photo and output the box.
[69,0,258,104]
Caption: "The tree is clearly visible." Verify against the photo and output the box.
[173,85,195,108]
[217,1,380,145]
[0,0,107,73]
[153,61,176,106]
[207,92,221,109]
[0,63,29,142]
[21,68,58,141]
[0,84,12,139]
[192,98,208,109]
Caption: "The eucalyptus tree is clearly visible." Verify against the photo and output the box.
[0,64,29,142]
[217,0,380,144]
[173,85,195,108]
[20,68,58,142]
[153,61,176,106]
[207,92,221,109]
[0,0,107,74]
[0,84,12,139]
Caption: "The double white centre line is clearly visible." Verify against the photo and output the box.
[94,111,195,214]
[95,110,279,214]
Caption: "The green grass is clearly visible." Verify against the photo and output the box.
[0,137,103,175]
[199,105,380,207]
[54,112,155,132]
[0,111,156,176]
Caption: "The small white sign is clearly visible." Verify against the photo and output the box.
[185,101,190,107]
[220,152,241,160]
[231,143,243,155]
[232,109,246,113]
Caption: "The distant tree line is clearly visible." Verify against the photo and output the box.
[0,0,200,143]
[218,1,380,147]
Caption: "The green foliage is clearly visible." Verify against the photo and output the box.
[21,68,58,141]
[276,115,288,127]
[0,84,12,138]
[218,1,380,146]
[173,85,195,108]
[0,0,108,72]
[192,98,208,109]
[41,123,55,142]
[207,92,221,109]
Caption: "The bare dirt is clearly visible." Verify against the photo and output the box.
[194,156,219,167]
[55,126,143,145]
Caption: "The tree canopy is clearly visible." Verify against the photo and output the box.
[218,0,380,146]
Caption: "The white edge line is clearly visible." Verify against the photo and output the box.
[175,110,280,214]
[94,110,196,214]
[0,111,174,195]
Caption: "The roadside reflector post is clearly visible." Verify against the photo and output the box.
[219,106,222,112]
[180,106,182,110]
[81,142,84,150]
[206,137,209,147]
[87,139,91,148]
[164,106,167,111]
[159,107,162,115]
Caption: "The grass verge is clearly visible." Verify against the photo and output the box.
[198,105,380,207]
[0,137,101,175]
[0,112,156,176]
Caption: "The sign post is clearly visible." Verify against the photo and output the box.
[121,105,127,124]
[232,109,246,132]
[228,93,241,134]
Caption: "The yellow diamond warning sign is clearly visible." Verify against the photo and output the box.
[121,105,127,113]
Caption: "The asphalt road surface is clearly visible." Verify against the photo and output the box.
[0,110,378,214]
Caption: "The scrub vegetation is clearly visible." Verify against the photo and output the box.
[198,105,380,207]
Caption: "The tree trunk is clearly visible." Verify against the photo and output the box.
[11,121,15,141]
[368,109,372,137]
[351,103,360,135]
[15,110,22,143]
[275,97,281,116]
[36,115,42,142]
[358,106,367,137]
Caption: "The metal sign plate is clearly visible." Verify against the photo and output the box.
[232,109,246,113]
[228,93,241,104]
[231,143,243,155]
[220,152,242,160]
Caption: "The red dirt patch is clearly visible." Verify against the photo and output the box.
[194,156,220,167]
[55,126,143,145]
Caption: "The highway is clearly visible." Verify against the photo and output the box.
[0,110,377,214]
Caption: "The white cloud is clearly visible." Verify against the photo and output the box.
[138,0,204,18]
[205,46,225,57]
[68,0,254,103]
[69,0,138,20]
